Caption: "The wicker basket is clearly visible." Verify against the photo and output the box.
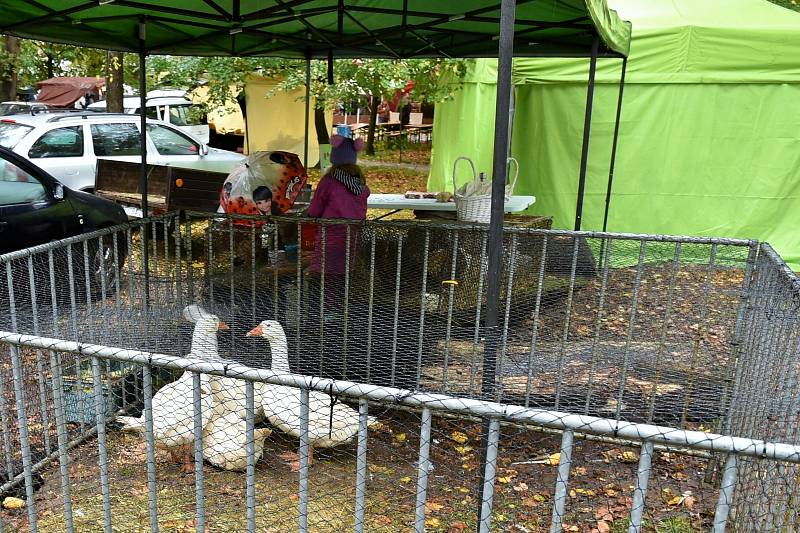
[452,156,519,223]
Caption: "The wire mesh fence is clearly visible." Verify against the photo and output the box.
[0,212,796,532]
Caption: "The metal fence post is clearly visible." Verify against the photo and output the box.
[414,408,433,533]
[550,429,574,533]
[91,356,112,532]
[354,399,370,533]
[478,418,501,533]
[298,386,310,533]
[9,345,38,531]
[628,441,654,533]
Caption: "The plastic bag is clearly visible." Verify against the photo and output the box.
[219,150,308,217]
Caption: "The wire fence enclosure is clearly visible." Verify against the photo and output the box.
[0,211,798,532]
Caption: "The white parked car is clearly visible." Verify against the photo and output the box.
[88,91,210,143]
[0,112,243,193]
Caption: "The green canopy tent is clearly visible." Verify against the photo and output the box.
[428,0,800,268]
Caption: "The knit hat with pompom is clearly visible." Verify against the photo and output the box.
[330,134,364,166]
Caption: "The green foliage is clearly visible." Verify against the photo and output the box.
[769,0,800,11]
[146,56,292,115]
[270,58,468,110]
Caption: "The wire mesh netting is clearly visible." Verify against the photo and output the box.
[0,212,797,532]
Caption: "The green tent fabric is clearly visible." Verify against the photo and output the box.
[428,0,800,268]
[0,1,630,59]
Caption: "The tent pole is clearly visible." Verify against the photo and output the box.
[477,1,514,530]
[602,57,627,233]
[138,20,149,309]
[303,52,311,170]
[574,34,600,231]
[481,0,515,402]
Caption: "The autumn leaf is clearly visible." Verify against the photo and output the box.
[449,521,468,532]
[400,476,412,483]
[498,476,513,484]
[620,451,638,463]
[426,501,444,513]
[667,495,683,506]
[596,520,611,533]
[513,482,529,492]
[572,466,588,476]
[574,488,596,497]
[394,433,407,443]
[2,497,24,509]
[458,486,470,494]
[426,517,441,528]
[450,431,469,444]
[595,507,613,521]
[373,515,393,526]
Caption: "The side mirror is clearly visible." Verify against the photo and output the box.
[199,144,209,156]
[53,183,64,200]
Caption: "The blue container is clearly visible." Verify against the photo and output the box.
[285,244,299,263]
[335,125,352,138]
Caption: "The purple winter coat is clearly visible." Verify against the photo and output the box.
[307,172,369,274]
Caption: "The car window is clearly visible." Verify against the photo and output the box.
[133,107,159,120]
[91,123,142,156]
[147,124,199,156]
[168,105,188,126]
[0,159,47,205]
[28,126,84,158]
[0,104,27,115]
[0,122,34,149]
[172,105,205,126]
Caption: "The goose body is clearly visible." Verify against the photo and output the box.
[117,305,224,468]
[202,411,272,471]
[248,321,375,452]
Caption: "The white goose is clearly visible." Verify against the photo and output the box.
[247,320,375,471]
[117,305,224,472]
[202,410,272,472]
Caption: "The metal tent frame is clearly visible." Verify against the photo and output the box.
[0,4,630,525]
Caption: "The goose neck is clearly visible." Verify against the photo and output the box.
[268,335,290,372]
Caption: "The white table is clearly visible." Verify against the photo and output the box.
[367,194,536,218]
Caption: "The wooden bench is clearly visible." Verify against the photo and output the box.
[95,159,229,215]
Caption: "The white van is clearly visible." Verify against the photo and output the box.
[88,90,210,144]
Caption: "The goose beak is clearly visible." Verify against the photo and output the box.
[218,321,230,330]
[246,324,263,337]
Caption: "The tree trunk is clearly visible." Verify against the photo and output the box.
[0,36,20,102]
[106,51,124,112]
[365,96,379,155]
[46,53,54,79]
[314,107,329,145]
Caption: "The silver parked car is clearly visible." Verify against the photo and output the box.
[0,112,243,193]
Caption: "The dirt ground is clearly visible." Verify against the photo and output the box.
[3,410,714,533]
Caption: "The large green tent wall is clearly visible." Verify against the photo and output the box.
[429,0,800,268]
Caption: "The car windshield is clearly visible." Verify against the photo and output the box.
[0,122,34,149]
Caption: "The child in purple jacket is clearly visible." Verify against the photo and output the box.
[306,135,369,321]
[307,134,369,275]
